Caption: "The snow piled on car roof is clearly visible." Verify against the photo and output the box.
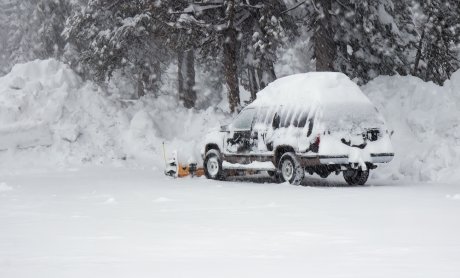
[253,72,371,107]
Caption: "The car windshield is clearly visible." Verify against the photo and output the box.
[231,108,256,130]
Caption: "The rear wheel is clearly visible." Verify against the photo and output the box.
[277,152,304,185]
[204,150,226,180]
[343,168,369,185]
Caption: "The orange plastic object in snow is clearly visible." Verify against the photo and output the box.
[177,164,205,178]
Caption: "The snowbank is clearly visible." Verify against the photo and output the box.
[363,73,460,183]
[0,60,227,172]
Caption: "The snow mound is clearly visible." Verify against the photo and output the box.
[0,59,126,168]
[256,72,368,106]
[0,59,227,172]
[363,73,460,182]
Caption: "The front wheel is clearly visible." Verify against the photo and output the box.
[343,168,369,185]
[277,152,304,185]
[204,149,226,180]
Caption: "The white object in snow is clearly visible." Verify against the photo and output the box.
[222,161,276,171]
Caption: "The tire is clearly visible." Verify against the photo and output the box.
[204,149,226,180]
[343,168,369,186]
[277,152,304,185]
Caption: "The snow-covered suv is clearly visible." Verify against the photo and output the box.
[201,72,394,185]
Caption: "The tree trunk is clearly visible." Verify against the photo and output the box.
[424,53,432,82]
[315,0,335,71]
[262,62,277,88]
[248,66,270,101]
[413,30,424,76]
[413,16,430,76]
[248,67,258,101]
[178,50,196,109]
[223,0,240,113]
[137,71,148,99]
[223,27,240,112]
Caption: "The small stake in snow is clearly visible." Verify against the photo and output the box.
[162,142,168,171]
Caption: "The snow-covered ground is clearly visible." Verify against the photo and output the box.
[1,167,460,278]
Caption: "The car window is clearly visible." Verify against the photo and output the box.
[296,110,309,128]
[282,109,295,128]
[283,107,315,137]
[254,107,269,125]
[231,108,256,130]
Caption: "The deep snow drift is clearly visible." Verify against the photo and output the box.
[0,60,227,172]
[363,73,460,183]
[0,59,459,183]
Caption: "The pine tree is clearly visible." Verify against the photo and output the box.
[0,0,40,74]
[35,0,73,59]
[0,0,73,75]
[413,0,460,84]
[240,0,298,100]
[304,0,417,83]
[162,0,203,109]
[64,0,172,98]
[171,0,297,111]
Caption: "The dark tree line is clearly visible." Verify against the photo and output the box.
[1,0,460,112]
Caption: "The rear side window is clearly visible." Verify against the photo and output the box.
[277,106,311,129]
[232,108,256,130]
[282,109,295,128]
[279,106,315,137]
[295,110,309,128]
[258,105,315,137]
[254,107,271,125]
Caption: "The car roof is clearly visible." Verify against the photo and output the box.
[248,72,372,109]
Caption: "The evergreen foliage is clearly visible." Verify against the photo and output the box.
[64,0,173,97]
[0,0,460,110]
[304,0,418,83]
[413,0,460,84]
[0,0,71,74]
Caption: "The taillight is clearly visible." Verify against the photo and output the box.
[315,134,321,146]
[310,134,320,153]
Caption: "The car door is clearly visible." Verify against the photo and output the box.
[225,108,256,156]
[250,107,274,155]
